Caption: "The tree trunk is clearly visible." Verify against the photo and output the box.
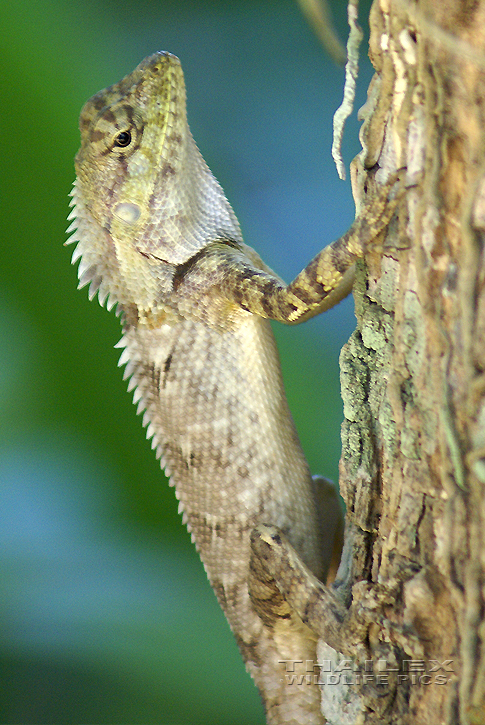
[333,0,485,722]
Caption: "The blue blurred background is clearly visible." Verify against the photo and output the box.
[1,0,373,722]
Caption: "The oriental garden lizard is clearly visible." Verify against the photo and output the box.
[67,51,401,725]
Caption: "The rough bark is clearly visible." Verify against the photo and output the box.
[333,0,485,722]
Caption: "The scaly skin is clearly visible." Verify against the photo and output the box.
[67,51,399,724]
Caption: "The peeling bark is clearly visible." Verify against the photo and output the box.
[335,0,485,722]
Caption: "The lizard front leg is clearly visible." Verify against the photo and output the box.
[217,171,402,325]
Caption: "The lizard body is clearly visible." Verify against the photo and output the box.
[68,52,399,724]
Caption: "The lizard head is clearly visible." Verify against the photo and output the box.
[68,51,241,311]
[75,51,187,233]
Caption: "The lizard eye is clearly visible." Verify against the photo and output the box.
[113,130,132,148]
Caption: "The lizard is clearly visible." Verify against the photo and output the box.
[66,51,401,724]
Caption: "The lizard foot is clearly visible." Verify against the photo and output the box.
[250,524,420,721]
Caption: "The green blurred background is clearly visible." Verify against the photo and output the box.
[1,0,373,722]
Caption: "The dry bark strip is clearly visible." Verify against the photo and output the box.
[334,0,485,722]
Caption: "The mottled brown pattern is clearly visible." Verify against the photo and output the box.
[161,352,173,387]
